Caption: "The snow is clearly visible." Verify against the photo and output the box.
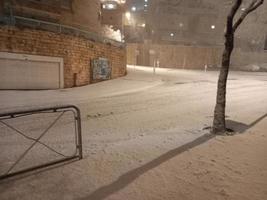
[0,66,267,200]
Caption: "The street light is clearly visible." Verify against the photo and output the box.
[125,12,131,19]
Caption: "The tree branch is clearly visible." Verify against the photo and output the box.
[226,0,242,35]
[230,0,243,19]
[233,0,264,32]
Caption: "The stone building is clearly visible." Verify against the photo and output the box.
[0,0,127,89]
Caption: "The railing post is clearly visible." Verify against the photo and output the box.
[73,106,83,159]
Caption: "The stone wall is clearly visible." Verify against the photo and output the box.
[231,48,267,69]
[155,45,222,69]
[127,43,222,69]
[127,43,267,70]
[126,43,138,65]
[0,26,126,88]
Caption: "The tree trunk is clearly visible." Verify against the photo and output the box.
[212,33,234,134]
[211,0,263,134]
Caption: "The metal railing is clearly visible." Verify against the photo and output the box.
[0,105,82,180]
[0,15,125,48]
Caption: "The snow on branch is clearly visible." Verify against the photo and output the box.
[225,0,242,35]
[233,0,264,32]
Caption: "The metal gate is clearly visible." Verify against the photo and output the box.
[0,105,82,180]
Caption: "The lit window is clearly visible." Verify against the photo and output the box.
[102,2,117,10]
[125,12,131,19]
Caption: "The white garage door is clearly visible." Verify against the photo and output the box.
[0,52,64,90]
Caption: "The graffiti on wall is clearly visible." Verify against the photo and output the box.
[91,57,111,81]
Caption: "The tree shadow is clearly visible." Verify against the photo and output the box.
[226,113,267,134]
[78,133,215,200]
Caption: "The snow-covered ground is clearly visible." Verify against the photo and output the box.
[0,66,266,200]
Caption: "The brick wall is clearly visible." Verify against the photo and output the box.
[0,26,126,88]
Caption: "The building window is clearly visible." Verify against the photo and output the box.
[61,0,72,10]
[102,2,118,10]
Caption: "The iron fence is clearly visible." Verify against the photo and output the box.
[0,15,125,48]
[0,105,82,180]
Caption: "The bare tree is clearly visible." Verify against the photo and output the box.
[212,0,264,134]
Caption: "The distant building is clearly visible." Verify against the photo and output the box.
[146,0,224,46]
[126,0,267,70]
